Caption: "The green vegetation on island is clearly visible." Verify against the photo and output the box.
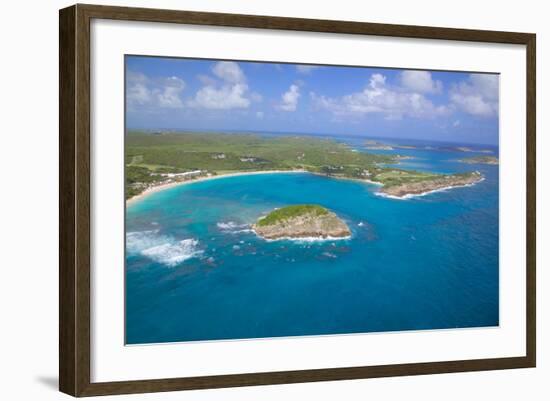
[256,204,328,227]
[458,156,499,165]
[379,171,483,197]
[126,131,391,171]
[364,139,394,150]
[452,146,493,154]
[253,204,351,240]
[126,165,163,199]
[125,130,483,200]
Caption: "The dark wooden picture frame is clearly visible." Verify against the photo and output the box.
[59,3,536,397]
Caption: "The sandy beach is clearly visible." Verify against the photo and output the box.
[127,168,483,206]
[126,170,307,205]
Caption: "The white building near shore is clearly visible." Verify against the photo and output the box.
[158,170,204,179]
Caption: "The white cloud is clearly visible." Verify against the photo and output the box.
[450,74,499,117]
[189,62,252,110]
[470,74,499,100]
[311,73,449,119]
[126,72,185,109]
[278,84,300,111]
[212,61,246,84]
[192,83,250,110]
[154,76,185,108]
[453,120,461,127]
[127,82,151,106]
[370,73,386,88]
[256,111,264,119]
[296,65,319,74]
[126,72,152,106]
[400,70,442,94]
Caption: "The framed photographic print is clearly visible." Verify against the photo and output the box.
[59,4,536,397]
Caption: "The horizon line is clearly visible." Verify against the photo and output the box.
[125,127,499,147]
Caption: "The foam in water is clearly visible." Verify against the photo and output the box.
[263,235,352,243]
[126,230,163,254]
[142,239,202,267]
[217,221,253,234]
[126,145,499,344]
[126,230,202,267]
[375,178,484,200]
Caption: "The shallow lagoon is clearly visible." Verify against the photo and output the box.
[126,146,499,344]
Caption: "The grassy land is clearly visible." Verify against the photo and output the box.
[459,156,499,165]
[126,131,392,172]
[124,130,479,199]
[369,169,441,188]
[125,165,161,199]
[256,204,328,227]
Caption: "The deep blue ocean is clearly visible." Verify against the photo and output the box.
[125,136,499,344]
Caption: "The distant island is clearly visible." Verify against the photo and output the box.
[364,139,394,150]
[252,205,351,240]
[364,140,494,154]
[125,131,485,202]
[445,146,493,154]
[458,156,499,165]
[364,139,422,150]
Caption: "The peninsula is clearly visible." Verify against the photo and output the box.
[379,171,483,198]
[252,205,351,240]
[125,131,485,201]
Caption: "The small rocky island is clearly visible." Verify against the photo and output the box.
[364,139,394,150]
[252,204,351,240]
[459,156,499,165]
[379,171,483,198]
[454,146,493,154]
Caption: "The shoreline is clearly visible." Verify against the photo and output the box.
[260,233,352,242]
[127,169,484,206]
[126,170,307,205]
[250,227,352,243]
[308,172,383,187]
[375,177,485,200]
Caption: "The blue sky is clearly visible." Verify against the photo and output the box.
[126,56,499,145]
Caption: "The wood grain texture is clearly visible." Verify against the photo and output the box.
[525,34,536,367]
[59,3,536,397]
[59,5,76,396]
[75,4,92,396]
[78,3,533,43]
[78,357,533,396]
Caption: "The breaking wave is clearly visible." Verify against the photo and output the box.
[375,178,485,200]
[217,221,253,234]
[126,230,203,267]
[263,235,351,243]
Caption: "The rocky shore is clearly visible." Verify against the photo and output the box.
[252,205,351,240]
[379,171,483,198]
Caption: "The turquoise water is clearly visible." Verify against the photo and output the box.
[126,141,499,344]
